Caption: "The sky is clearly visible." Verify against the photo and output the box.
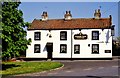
[19,2,119,37]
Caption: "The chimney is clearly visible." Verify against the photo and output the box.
[41,11,48,21]
[64,11,72,20]
[94,9,101,19]
[109,15,112,26]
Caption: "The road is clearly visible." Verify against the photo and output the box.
[4,57,120,78]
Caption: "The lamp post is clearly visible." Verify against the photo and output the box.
[111,25,115,36]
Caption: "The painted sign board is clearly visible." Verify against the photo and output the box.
[74,32,87,40]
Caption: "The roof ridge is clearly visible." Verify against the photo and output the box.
[33,18,110,21]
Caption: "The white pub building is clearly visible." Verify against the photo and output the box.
[26,9,115,59]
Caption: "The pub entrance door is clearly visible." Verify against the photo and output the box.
[46,43,53,59]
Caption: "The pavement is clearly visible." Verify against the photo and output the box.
[3,56,120,78]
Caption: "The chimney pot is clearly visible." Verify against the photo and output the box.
[94,9,101,19]
[64,10,72,20]
[41,11,48,21]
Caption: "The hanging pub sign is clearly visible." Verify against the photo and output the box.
[74,32,88,40]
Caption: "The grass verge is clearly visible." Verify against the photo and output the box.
[1,61,63,76]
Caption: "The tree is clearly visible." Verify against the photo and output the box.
[1,2,31,61]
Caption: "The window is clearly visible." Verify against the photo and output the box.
[74,45,80,54]
[34,32,41,40]
[92,31,99,40]
[92,44,99,54]
[34,44,40,53]
[60,31,67,40]
[105,50,111,53]
[60,44,67,53]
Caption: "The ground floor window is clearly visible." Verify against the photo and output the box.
[60,44,67,53]
[105,50,111,53]
[74,45,80,54]
[34,44,40,53]
[92,44,99,54]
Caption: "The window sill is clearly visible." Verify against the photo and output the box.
[60,52,67,54]
[60,39,67,40]
[92,53,99,54]
[92,39,99,40]
[34,52,41,53]
[74,53,80,54]
[34,39,41,41]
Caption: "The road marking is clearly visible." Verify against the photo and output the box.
[115,75,119,76]
[65,70,73,73]
[98,67,104,69]
[48,72,58,75]
[84,68,92,71]
[112,66,118,68]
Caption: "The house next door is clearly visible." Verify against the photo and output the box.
[46,42,53,59]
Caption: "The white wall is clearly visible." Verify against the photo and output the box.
[26,30,47,58]
[26,30,72,58]
[52,30,71,58]
[72,29,112,58]
[26,29,112,58]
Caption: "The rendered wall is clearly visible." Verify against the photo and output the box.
[26,29,112,58]
[72,29,112,58]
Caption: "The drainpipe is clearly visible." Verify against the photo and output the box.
[71,29,73,60]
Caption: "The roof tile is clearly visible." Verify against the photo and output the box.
[28,18,111,30]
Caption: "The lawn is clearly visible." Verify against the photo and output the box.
[1,61,63,76]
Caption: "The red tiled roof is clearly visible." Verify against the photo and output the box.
[28,18,112,30]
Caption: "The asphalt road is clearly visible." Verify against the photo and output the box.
[3,57,120,78]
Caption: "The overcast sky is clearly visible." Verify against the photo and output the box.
[19,2,119,37]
